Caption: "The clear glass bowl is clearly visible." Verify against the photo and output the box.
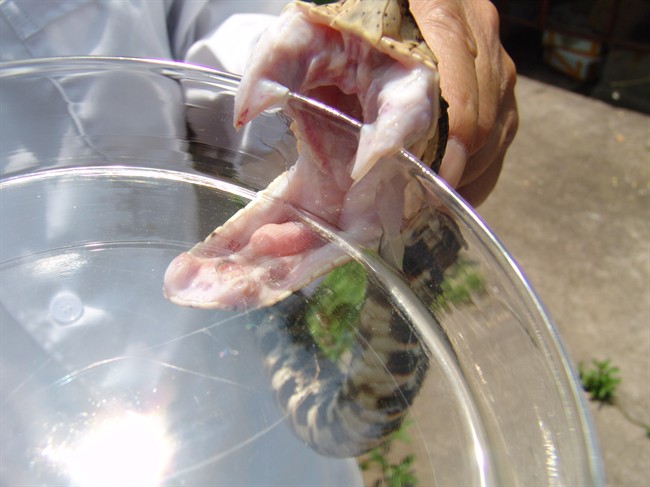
[0,58,602,486]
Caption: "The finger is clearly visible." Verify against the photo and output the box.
[463,0,504,148]
[410,0,480,156]
[457,90,518,205]
[457,80,518,188]
[457,151,504,207]
[438,137,467,188]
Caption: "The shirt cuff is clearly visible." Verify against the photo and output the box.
[184,13,277,75]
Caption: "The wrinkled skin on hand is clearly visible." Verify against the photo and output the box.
[410,0,518,206]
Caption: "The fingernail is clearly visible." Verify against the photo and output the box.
[438,138,468,189]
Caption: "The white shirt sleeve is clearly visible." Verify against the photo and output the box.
[0,2,366,486]
[168,0,286,72]
[183,13,277,74]
[0,0,285,73]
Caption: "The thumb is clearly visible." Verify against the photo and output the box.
[409,0,479,187]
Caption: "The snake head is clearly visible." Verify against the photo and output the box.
[233,0,442,183]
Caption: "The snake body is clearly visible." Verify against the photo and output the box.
[164,0,458,458]
[253,207,462,457]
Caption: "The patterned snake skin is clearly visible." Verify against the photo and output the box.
[164,0,458,459]
[251,206,463,457]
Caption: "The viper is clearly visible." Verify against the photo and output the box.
[164,0,462,457]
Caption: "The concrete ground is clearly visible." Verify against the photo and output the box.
[478,76,650,486]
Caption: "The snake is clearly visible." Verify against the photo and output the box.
[164,0,462,457]
[250,206,462,457]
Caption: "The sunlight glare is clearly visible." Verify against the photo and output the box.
[48,410,173,487]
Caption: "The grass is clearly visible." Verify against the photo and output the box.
[359,422,418,487]
[304,260,418,485]
[430,258,485,312]
[305,257,488,486]
[578,358,650,439]
[304,260,367,361]
[578,358,621,404]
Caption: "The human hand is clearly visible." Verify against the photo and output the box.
[410,0,518,206]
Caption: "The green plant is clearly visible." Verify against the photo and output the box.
[304,260,367,360]
[431,259,485,312]
[304,261,419,484]
[578,359,621,403]
[359,422,418,487]
[578,359,650,440]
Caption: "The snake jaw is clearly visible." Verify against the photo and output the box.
[350,64,437,181]
[233,2,438,183]
[162,0,461,459]
[165,0,440,310]
[233,79,289,130]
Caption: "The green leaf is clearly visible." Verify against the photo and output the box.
[578,359,621,404]
[431,259,485,312]
[304,260,367,360]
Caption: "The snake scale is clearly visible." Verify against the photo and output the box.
[251,207,462,457]
[164,0,462,457]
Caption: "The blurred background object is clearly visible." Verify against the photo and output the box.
[492,0,650,114]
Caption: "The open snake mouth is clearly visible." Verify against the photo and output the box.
[163,0,460,459]
[163,2,441,311]
[305,86,363,122]
[232,2,439,181]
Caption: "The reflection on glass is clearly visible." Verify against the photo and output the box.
[43,410,172,487]
[0,58,602,486]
